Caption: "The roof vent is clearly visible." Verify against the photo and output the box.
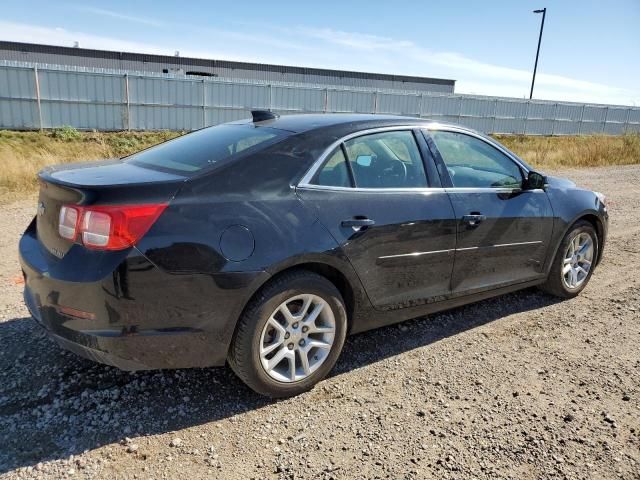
[251,110,279,122]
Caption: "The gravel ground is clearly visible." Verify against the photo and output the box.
[0,165,639,480]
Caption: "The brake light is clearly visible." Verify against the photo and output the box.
[58,204,168,250]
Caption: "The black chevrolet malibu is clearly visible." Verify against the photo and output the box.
[19,112,608,397]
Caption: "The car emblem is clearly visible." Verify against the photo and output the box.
[37,202,46,216]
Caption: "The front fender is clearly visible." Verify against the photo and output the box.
[543,186,608,273]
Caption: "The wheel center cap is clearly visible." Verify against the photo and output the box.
[289,328,302,343]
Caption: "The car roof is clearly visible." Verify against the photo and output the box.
[225,113,533,171]
[229,113,455,135]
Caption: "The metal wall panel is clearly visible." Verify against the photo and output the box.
[1,63,639,135]
[493,117,525,134]
[41,101,124,130]
[604,122,627,135]
[421,95,460,116]
[460,98,496,118]
[376,93,421,115]
[628,109,640,123]
[130,105,202,130]
[582,106,608,122]
[525,119,555,135]
[580,122,606,134]
[0,99,38,128]
[39,70,123,102]
[430,115,462,125]
[527,102,557,119]
[495,100,527,119]
[553,121,580,135]
[129,77,203,106]
[205,108,248,126]
[205,82,269,109]
[458,116,493,133]
[327,90,374,113]
[0,66,36,98]
[605,107,628,123]
[555,104,583,121]
[272,86,324,112]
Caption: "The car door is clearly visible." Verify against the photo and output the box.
[424,128,554,295]
[296,127,457,310]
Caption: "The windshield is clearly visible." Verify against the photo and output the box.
[126,124,290,173]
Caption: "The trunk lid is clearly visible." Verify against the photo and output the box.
[36,159,186,260]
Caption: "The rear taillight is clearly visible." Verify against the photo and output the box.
[58,206,80,240]
[58,204,168,250]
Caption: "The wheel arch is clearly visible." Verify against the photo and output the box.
[226,254,371,360]
[259,260,364,333]
[547,211,605,275]
[571,212,605,265]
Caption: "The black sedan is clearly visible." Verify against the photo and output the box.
[19,112,608,397]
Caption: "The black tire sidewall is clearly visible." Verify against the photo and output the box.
[233,273,347,397]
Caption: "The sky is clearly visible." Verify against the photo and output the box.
[1,0,639,105]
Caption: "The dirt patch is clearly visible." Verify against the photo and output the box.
[0,166,638,479]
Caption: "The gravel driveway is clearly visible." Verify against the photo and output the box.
[1,165,638,480]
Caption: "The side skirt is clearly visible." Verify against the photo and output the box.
[349,277,546,334]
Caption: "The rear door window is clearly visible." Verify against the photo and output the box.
[344,130,427,188]
[127,125,289,173]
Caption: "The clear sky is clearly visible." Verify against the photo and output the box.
[1,0,639,105]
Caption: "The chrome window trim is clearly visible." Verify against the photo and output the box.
[296,123,533,192]
[297,184,446,194]
[297,184,523,195]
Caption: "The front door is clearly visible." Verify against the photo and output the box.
[297,128,457,310]
[425,129,554,295]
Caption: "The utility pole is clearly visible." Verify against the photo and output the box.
[530,8,546,99]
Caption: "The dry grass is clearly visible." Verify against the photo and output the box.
[1,128,639,203]
[0,129,180,203]
[493,133,640,170]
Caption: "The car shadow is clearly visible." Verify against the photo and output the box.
[0,287,560,473]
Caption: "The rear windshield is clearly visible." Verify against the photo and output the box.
[126,124,289,173]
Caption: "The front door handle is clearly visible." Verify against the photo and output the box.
[341,217,375,228]
[462,214,486,227]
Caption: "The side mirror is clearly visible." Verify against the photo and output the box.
[525,171,546,190]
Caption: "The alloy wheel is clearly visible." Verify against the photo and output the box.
[562,232,594,289]
[259,294,336,383]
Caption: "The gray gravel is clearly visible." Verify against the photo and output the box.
[1,165,639,479]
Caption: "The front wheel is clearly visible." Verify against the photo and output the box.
[540,220,598,298]
[228,270,347,398]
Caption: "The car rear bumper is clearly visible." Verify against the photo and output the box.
[20,230,269,370]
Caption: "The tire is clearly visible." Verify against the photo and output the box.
[540,220,598,298]
[228,270,347,398]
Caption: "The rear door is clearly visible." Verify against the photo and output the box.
[297,127,457,310]
[424,128,554,295]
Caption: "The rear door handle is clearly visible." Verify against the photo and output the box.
[341,218,375,228]
[462,214,486,227]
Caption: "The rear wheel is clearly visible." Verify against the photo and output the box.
[228,270,347,398]
[540,220,598,298]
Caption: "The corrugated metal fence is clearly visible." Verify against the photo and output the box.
[1,61,639,135]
